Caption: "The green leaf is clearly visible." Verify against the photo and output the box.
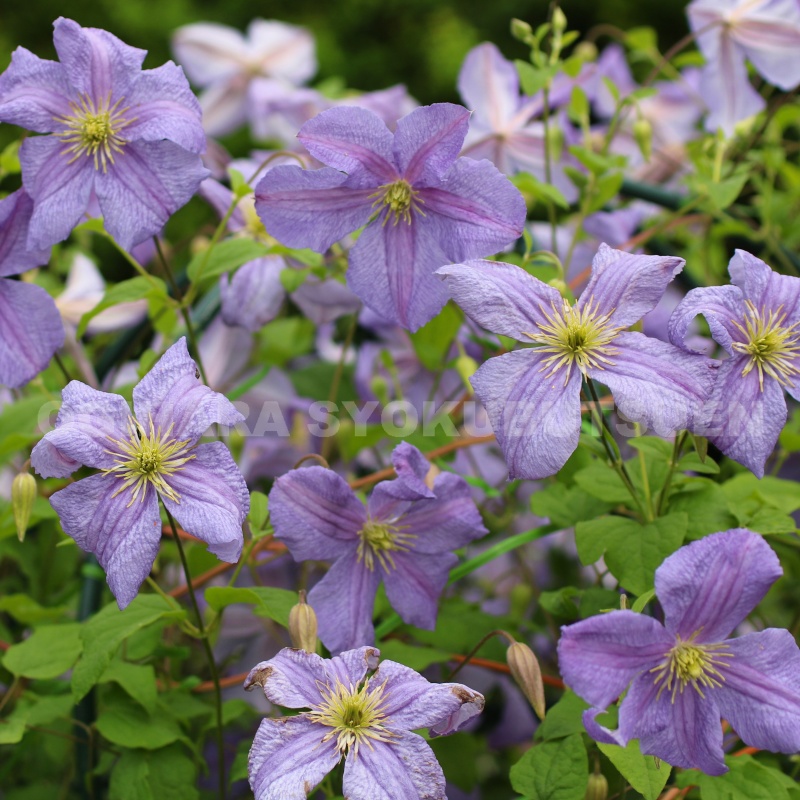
[205,586,296,628]
[536,692,590,741]
[587,171,624,213]
[514,172,570,209]
[429,733,480,791]
[722,474,800,515]
[597,740,670,800]
[538,587,581,620]
[109,744,199,800]
[72,595,185,703]
[677,755,795,800]
[631,588,656,613]
[573,463,631,504]
[668,481,738,539]
[247,491,270,535]
[187,237,271,283]
[514,61,557,95]
[77,276,167,337]
[510,733,588,799]
[0,594,70,625]
[410,302,463,371]
[628,437,673,460]
[2,622,82,679]
[96,689,185,750]
[99,660,158,713]
[378,640,452,671]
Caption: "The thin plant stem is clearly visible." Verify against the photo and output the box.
[53,352,74,384]
[447,630,515,681]
[164,505,226,800]
[656,432,687,517]
[321,312,359,462]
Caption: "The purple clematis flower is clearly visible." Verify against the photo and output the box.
[31,338,248,608]
[0,17,208,251]
[0,189,64,388]
[254,103,526,330]
[669,250,800,478]
[687,0,800,134]
[269,442,487,653]
[244,646,484,800]
[558,528,800,776]
[437,245,718,479]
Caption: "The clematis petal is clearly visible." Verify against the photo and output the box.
[248,716,340,800]
[457,42,520,132]
[373,660,484,732]
[437,259,565,341]
[123,62,206,153]
[418,157,526,261]
[655,528,781,643]
[728,249,800,325]
[255,165,375,253]
[245,19,317,84]
[171,23,248,86]
[31,380,129,477]
[309,550,381,654]
[558,610,673,709]
[470,349,582,480]
[244,647,334,707]
[53,17,146,100]
[220,257,286,332]
[0,47,72,132]
[160,442,247,563]
[367,442,434,521]
[269,467,364,561]
[20,135,94,251]
[383,550,456,630]
[342,730,446,800]
[347,215,451,331]
[0,279,64,389]
[580,244,685,328]
[668,284,745,355]
[49,473,161,609]
[0,190,51,278]
[297,106,396,183]
[714,628,800,753]
[197,80,249,138]
[393,103,470,185]
[590,331,717,437]
[699,356,787,478]
[95,140,208,251]
[132,338,244,443]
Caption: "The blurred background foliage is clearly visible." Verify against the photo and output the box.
[3,0,690,104]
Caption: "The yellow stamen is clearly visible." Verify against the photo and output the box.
[650,632,732,703]
[54,93,135,172]
[102,415,195,506]
[307,677,393,757]
[524,297,622,384]
[731,300,800,391]
[369,179,424,226]
[356,517,416,572]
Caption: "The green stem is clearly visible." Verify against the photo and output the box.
[541,84,559,255]
[447,630,515,681]
[320,313,359,462]
[656,432,687,517]
[634,424,655,522]
[164,507,226,800]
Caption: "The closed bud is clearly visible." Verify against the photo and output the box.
[633,117,653,162]
[552,7,568,34]
[370,375,390,407]
[510,18,533,43]
[545,124,564,162]
[455,353,478,390]
[585,772,608,800]
[289,591,318,653]
[574,41,598,63]
[547,278,569,298]
[12,472,36,543]
[506,641,546,720]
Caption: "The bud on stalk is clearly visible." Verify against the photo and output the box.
[506,641,546,720]
[289,591,318,653]
[12,472,37,543]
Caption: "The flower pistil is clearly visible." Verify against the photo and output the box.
[369,179,424,225]
[356,517,415,571]
[650,632,733,702]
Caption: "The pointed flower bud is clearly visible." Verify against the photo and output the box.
[545,124,564,162]
[12,472,37,543]
[633,117,653,162]
[585,771,608,800]
[506,641,546,720]
[552,7,568,34]
[289,591,318,653]
[511,19,534,43]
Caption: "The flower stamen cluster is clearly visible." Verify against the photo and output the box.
[307,677,393,757]
[650,632,732,702]
[525,297,621,383]
[103,415,195,506]
[356,517,416,571]
[54,93,134,172]
[369,179,424,226]
[731,300,800,391]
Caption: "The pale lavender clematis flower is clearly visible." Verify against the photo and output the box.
[255,103,526,330]
[669,250,800,477]
[0,17,208,251]
[437,245,718,479]
[172,19,316,138]
[687,0,800,134]
[269,442,487,653]
[244,646,484,800]
[558,529,800,776]
[30,338,248,609]
[0,189,64,388]
[457,42,576,200]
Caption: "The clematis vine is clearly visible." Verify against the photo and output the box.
[268,442,487,653]
[669,249,800,477]
[31,338,248,608]
[558,529,800,775]
[255,102,526,330]
[437,245,718,479]
[244,646,484,800]
[0,189,64,388]
[0,17,208,250]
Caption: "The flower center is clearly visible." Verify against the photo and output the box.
[103,416,195,506]
[649,633,732,703]
[307,678,393,757]
[356,518,415,572]
[524,297,622,383]
[54,93,134,172]
[369,179,423,225]
[731,300,800,391]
